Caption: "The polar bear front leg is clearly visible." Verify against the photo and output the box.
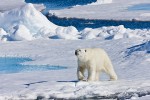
[95,71,100,81]
[77,66,85,81]
[87,63,96,82]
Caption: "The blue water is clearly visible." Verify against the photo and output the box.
[0,57,66,74]
[128,4,150,11]
[48,16,150,31]
[26,0,96,11]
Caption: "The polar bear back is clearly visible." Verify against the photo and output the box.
[85,48,113,70]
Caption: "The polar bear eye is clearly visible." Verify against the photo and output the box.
[85,50,87,52]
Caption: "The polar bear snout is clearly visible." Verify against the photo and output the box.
[75,49,87,56]
[75,50,78,55]
[75,49,79,56]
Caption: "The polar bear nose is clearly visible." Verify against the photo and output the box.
[75,50,78,55]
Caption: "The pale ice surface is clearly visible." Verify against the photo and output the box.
[80,25,150,40]
[0,3,80,41]
[0,0,45,12]
[49,0,150,21]
[0,39,150,99]
[0,0,25,12]
[89,0,112,5]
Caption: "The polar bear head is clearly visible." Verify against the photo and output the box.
[75,48,88,62]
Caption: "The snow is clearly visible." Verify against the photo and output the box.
[89,0,112,5]
[0,39,150,99]
[0,28,8,41]
[0,0,25,12]
[81,25,150,40]
[0,3,150,41]
[33,4,46,12]
[11,24,34,41]
[0,3,80,41]
[136,95,150,100]
[49,0,150,21]
[140,13,150,17]
[0,0,150,99]
[0,0,45,12]
[55,26,80,40]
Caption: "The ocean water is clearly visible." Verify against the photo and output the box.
[26,0,96,10]
[48,16,150,31]
[0,57,67,74]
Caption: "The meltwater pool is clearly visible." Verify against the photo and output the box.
[0,57,67,74]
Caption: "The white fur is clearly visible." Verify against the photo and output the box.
[75,48,118,82]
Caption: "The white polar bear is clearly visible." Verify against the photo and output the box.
[75,48,118,82]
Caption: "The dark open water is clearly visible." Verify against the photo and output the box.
[26,0,96,10]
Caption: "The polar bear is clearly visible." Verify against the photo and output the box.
[75,48,117,82]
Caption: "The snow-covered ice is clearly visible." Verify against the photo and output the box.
[0,0,45,12]
[81,25,150,40]
[0,3,150,41]
[0,3,80,41]
[0,0,150,99]
[49,0,150,21]
[0,0,25,12]
[0,39,150,99]
[88,0,112,5]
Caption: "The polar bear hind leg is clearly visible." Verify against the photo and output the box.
[104,64,118,81]
[108,69,117,81]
